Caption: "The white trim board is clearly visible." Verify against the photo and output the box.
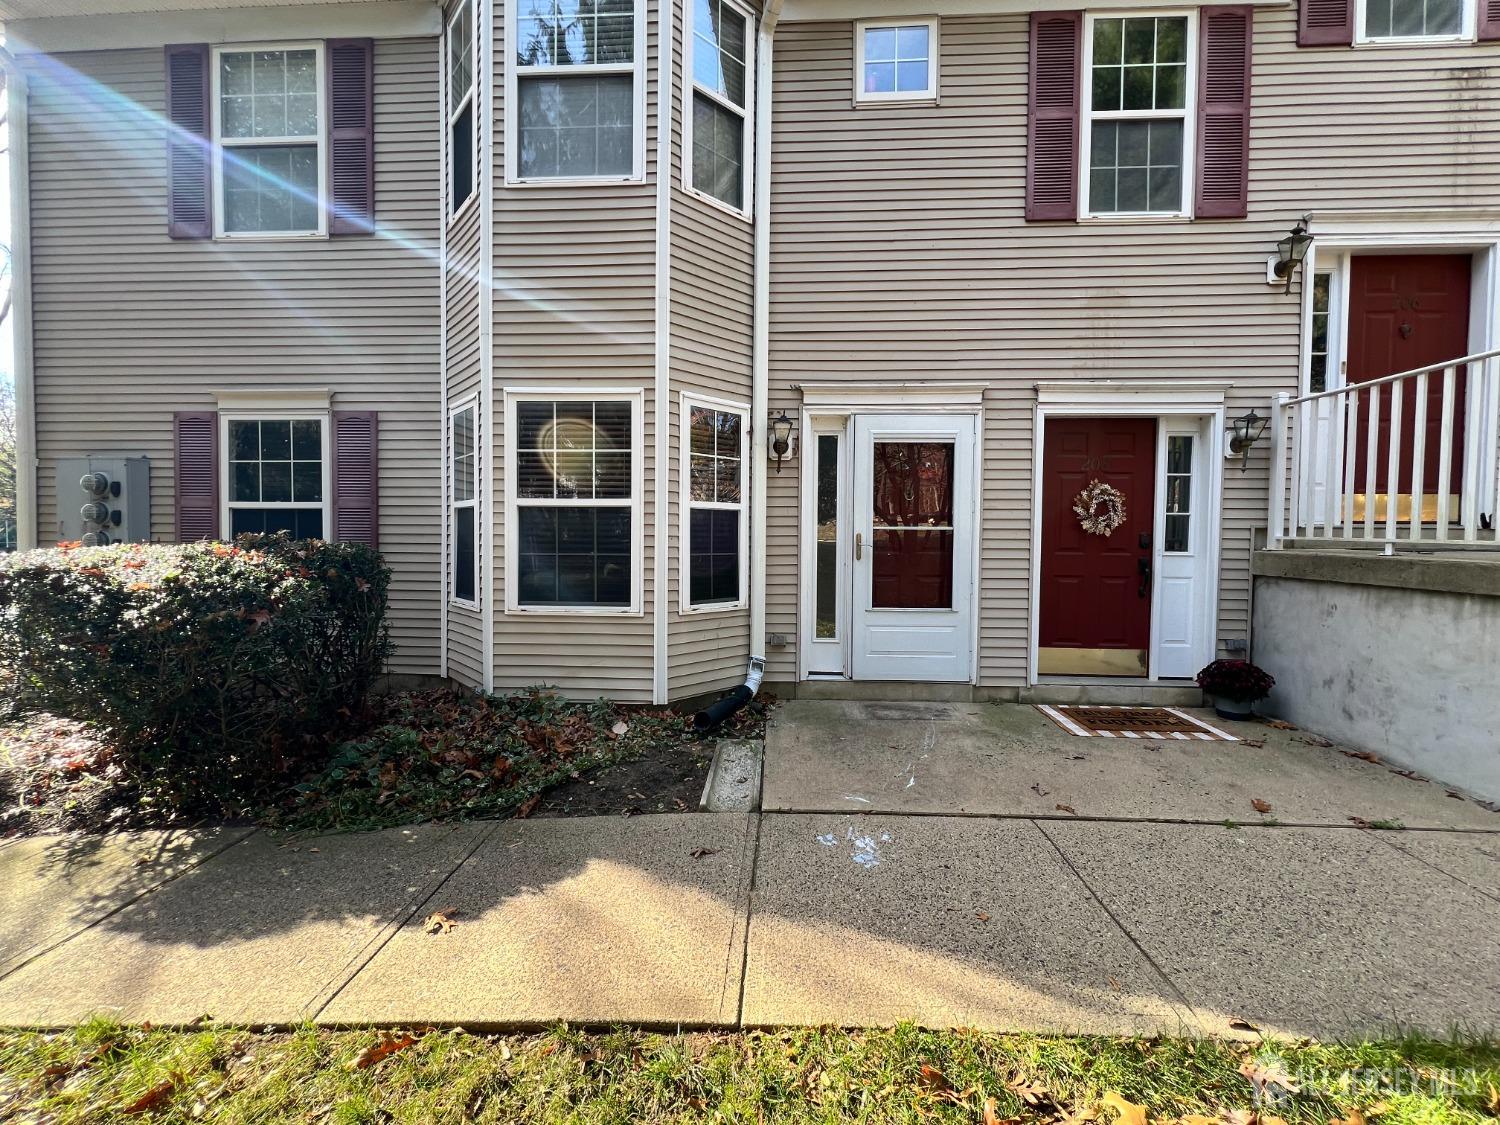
[778,0,1285,21]
[9,1,441,53]
[798,381,989,408]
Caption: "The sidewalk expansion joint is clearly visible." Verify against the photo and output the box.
[731,812,764,1029]
[1368,830,1500,907]
[307,820,502,1023]
[1031,817,1203,1030]
[0,826,259,987]
[759,808,1500,833]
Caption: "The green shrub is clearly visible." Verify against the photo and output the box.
[0,535,391,811]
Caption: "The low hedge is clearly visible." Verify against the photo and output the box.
[0,535,391,811]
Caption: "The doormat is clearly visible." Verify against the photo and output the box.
[1036,705,1239,742]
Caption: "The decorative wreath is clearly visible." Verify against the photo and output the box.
[1072,479,1127,537]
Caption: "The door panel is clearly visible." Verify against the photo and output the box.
[851,416,975,682]
[1038,418,1156,676]
[1347,254,1471,521]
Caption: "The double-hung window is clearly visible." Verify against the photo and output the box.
[681,397,747,610]
[510,0,643,181]
[508,392,641,611]
[1082,14,1194,218]
[450,401,479,606]
[687,0,753,212]
[1360,0,1467,40]
[448,0,477,214]
[213,43,326,237]
[854,18,938,103]
[223,415,329,538]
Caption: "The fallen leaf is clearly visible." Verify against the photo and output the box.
[689,847,718,859]
[1251,798,1272,814]
[350,1033,417,1070]
[611,720,629,737]
[976,911,991,922]
[1348,816,1373,828]
[1107,975,1121,991]
[516,795,541,819]
[1100,1091,1148,1125]
[1031,783,1050,798]
[1340,749,1381,763]
[983,1096,1002,1125]
[423,909,458,934]
[1329,1112,1366,1125]
[123,1078,178,1115]
[1293,734,1334,748]
[917,1063,951,1094]
[1241,739,1266,748]
[1239,1057,1300,1097]
[1006,1076,1054,1109]
[1177,1116,1219,1125]
[1487,1084,1500,1115]
[1446,790,1465,800]
[1388,768,1428,783]
[1056,803,1078,815]
[1226,1017,1260,1033]
[1265,719,1297,730]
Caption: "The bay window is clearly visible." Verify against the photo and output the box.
[510,0,643,181]
[507,392,642,612]
[213,44,326,237]
[448,0,477,214]
[681,396,747,610]
[450,401,479,606]
[687,0,753,211]
[1082,14,1194,218]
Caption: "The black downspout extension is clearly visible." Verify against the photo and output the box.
[692,657,766,733]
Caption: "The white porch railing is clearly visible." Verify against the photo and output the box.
[1266,347,1500,549]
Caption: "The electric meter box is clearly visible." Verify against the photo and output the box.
[54,456,151,546]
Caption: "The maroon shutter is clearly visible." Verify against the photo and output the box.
[164,44,211,240]
[327,39,375,235]
[1298,0,1354,45]
[1195,6,1252,219]
[332,411,380,546]
[174,411,218,541]
[1026,12,1082,222]
[1480,0,1500,39]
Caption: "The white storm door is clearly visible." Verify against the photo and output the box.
[850,414,976,682]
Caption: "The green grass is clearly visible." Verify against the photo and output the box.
[1,1020,1496,1124]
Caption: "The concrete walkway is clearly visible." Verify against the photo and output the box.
[0,706,1496,1039]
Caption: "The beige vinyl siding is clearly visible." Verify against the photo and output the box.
[766,10,1500,685]
[446,171,486,689]
[27,39,442,676]
[667,0,755,699]
[489,0,662,701]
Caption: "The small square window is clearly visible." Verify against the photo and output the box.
[855,19,938,103]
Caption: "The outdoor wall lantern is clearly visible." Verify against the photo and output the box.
[1268,217,1314,294]
[1226,409,1269,471]
[769,411,796,473]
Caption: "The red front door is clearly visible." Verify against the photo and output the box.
[1038,418,1156,676]
[1347,254,1471,520]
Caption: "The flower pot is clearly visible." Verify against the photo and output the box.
[1211,696,1254,720]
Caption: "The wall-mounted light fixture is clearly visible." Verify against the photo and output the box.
[1266,216,1313,294]
[769,411,795,474]
[1226,409,1269,471]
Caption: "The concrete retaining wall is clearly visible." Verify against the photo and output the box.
[1251,551,1500,801]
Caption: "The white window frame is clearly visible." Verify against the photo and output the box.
[503,387,645,615]
[679,392,749,614]
[852,17,939,105]
[210,41,329,240]
[449,396,481,609]
[446,0,480,221]
[1079,10,1197,222]
[219,410,332,539]
[503,0,648,185]
[684,0,756,217]
[1354,0,1474,44]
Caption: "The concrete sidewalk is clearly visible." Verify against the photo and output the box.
[1,809,1496,1039]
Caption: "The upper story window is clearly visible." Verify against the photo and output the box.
[510,0,643,182]
[854,18,938,103]
[1082,14,1194,218]
[448,0,477,215]
[687,0,753,212]
[213,44,326,237]
[1361,0,1467,39]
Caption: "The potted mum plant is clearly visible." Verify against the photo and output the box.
[1195,659,1275,719]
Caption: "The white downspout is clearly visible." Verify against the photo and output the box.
[651,0,675,704]
[1,48,36,551]
[749,0,782,681]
